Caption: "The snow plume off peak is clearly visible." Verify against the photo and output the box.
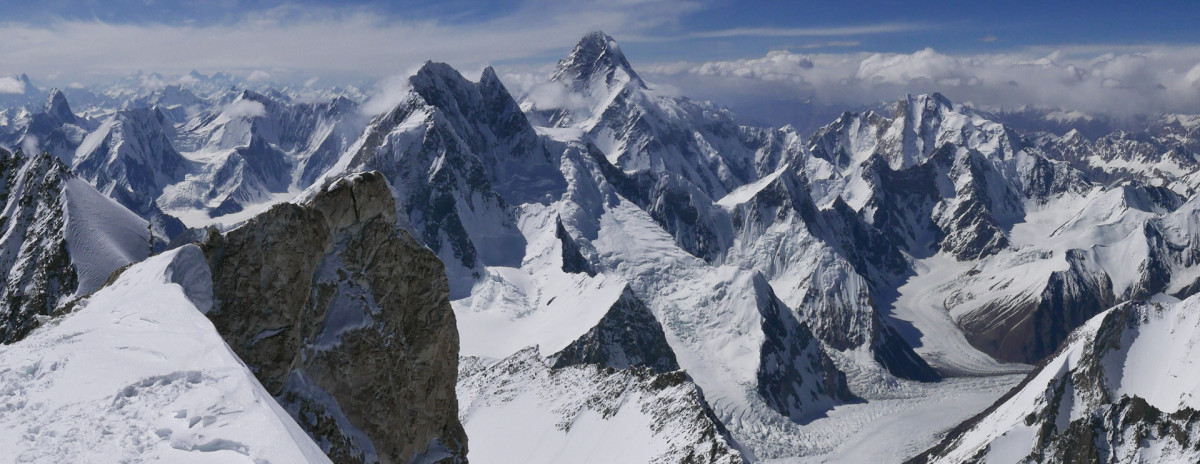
[524,80,592,113]
[0,76,25,94]
[20,134,39,156]
[361,72,415,116]
[223,99,267,119]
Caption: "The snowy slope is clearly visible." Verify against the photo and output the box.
[63,177,151,295]
[0,149,148,343]
[923,294,1200,464]
[0,246,330,463]
[458,348,743,464]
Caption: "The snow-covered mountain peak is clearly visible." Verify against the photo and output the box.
[1061,128,1086,144]
[410,61,468,94]
[478,65,502,89]
[552,30,645,93]
[43,89,76,124]
[897,92,954,115]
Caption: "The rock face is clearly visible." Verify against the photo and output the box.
[200,171,466,464]
[0,150,77,343]
[959,248,1116,363]
[549,286,680,373]
[0,148,150,344]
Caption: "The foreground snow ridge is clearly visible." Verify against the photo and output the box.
[0,246,330,464]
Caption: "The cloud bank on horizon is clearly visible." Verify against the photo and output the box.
[2,0,1199,122]
[637,45,1200,119]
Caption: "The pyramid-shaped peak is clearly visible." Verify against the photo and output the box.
[415,61,461,78]
[412,61,467,87]
[44,89,75,122]
[408,61,474,100]
[552,31,645,91]
[578,30,617,52]
[479,66,501,87]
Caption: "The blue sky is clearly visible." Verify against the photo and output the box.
[9,1,1200,59]
[2,1,1199,117]
[7,0,1199,59]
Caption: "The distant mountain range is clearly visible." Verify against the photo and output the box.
[3,31,1200,463]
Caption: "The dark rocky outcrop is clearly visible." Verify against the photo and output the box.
[0,150,78,344]
[959,249,1115,364]
[755,277,859,420]
[200,171,467,464]
[550,286,679,373]
[554,216,594,276]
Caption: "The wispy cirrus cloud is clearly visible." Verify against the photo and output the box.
[0,0,701,79]
[685,22,933,39]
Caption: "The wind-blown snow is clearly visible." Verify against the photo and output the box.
[62,177,150,295]
[0,246,330,463]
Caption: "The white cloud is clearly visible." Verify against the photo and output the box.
[856,48,967,84]
[641,45,1200,118]
[0,1,699,78]
[246,70,271,82]
[523,80,593,112]
[21,135,39,155]
[222,99,267,119]
[360,72,415,117]
[0,77,26,94]
[692,50,813,81]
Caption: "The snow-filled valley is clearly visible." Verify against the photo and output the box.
[4,29,1200,464]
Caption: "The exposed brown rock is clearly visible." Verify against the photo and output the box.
[201,171,466,463]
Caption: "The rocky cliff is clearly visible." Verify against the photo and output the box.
[200,171,467,464]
